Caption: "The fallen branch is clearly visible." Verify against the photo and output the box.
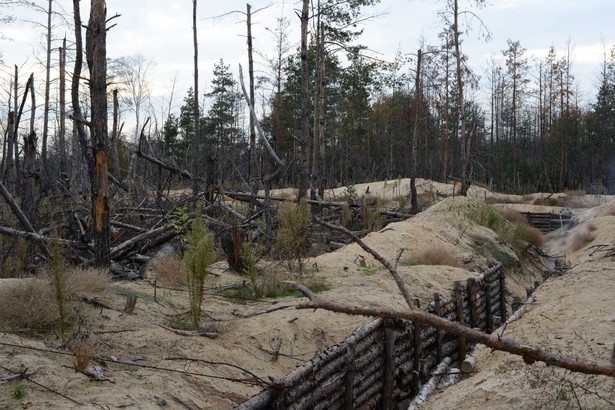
[285,281,615,377]
[165,357,267,385]
[158,324,218,339]
[314,217,415,308]
[0,226,85,248]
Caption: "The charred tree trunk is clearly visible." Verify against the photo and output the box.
[58,39,68,187]
[41,0,53,190]
[247,3,259,213]
[192,0,203,199]
[71,0,94,185]
[22,76,39,261]
[297,0,310,201]
[410,49,422,212]
[111,89,121,178]
[453,0,471,196]
[86,0,111,267]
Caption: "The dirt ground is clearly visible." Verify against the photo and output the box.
[0,181,613,409]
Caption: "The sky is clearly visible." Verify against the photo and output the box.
[0,0,614,126]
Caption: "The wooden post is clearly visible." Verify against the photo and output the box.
[382,321,395,409]
[511,296,521,314]
[467,278,479,329]
[344,339,355,410]
[433,293,443,362]
[499,268,507,323]
[412,298,422,396]
[454,281,467,361]
[484,278,493,333]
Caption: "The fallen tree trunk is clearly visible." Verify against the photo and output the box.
[0,226,85,249]
[110,224,175,259]
[407,357,452,409]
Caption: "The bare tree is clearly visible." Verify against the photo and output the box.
[86,0,110,267]
[192,0,202,198]
[297,0,310,201]
[109,54,154,143]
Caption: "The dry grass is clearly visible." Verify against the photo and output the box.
[418,191,436,208]
[598,202,615,217]
[65,267,111,296]
[497,208,545,248]
[411,248,462,268]
[0,279,60,331]
[151,254,187,286]
[533,196,562,207]
[570,229,596,252]
[563,189,586,197]
[73,337,98,371]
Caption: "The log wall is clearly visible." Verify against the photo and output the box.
[236,263,505,410]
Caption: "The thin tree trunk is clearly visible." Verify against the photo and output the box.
[22,76,39,261]
[58,39,67,187]
[41,0,53,189]
[86,0,110,267]
[247,3,259,213]
[410,49,422,212]
[192,0,202,198]
[297,0,310,201]
[111,89,121,178]
[454,0,471,196]
[13,65,19,191]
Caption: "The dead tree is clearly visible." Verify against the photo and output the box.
[86,0,111,267]
[297,0,310,201]
[58,38,68,186]
[246,3,259,214]
[410,49,422,212]
[41,0,53,188]
[192,0,202,198]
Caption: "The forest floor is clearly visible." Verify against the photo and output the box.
[0,179,614,409]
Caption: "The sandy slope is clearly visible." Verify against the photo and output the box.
[420,200,615,410]
[1,180,605,409]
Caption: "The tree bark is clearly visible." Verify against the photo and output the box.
[58,38,67,186]
[297,0,310,201]
[453,0,471,196]
[41,0,53,189]
[111,89,121,178]
[192,0,202,198]
[246,3,259,213]
[410,49,422,212]
[86,0,111,267]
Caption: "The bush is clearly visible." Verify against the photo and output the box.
[65,267,111,297]
[273,201,310,272]
[0,279,61,332]
[151,254,187,286]
[183,217,217,330]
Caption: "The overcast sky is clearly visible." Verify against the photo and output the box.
[0,0,614,121]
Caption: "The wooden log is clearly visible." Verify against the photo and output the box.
[234,390,274,410]
[433,292,443,363]
[344,339,355,410]
[468,278,479,329]
[507,296,534,323]
[382,322,395,409]
[461,354,476,373]
[412,298,422,397]
[0,226,85,249]
[354,375,383,408]
[499,269,507,323]
[454,281,467,362]
[407,357,452,410]
[110,224,175,259]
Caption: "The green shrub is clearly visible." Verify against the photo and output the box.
[183,217,217,330]
[274,201,310,272]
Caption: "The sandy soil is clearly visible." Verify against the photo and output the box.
[420,200,615,410]
[1,180,611,409]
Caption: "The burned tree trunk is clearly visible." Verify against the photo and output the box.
[110,89,121,179]
[410,49,422,212]
[86,0,111,267]
[246,3,259,214]
[297,0,310,201]
[58,39,68,187]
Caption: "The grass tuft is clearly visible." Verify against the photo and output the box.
[411,248,461,267]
